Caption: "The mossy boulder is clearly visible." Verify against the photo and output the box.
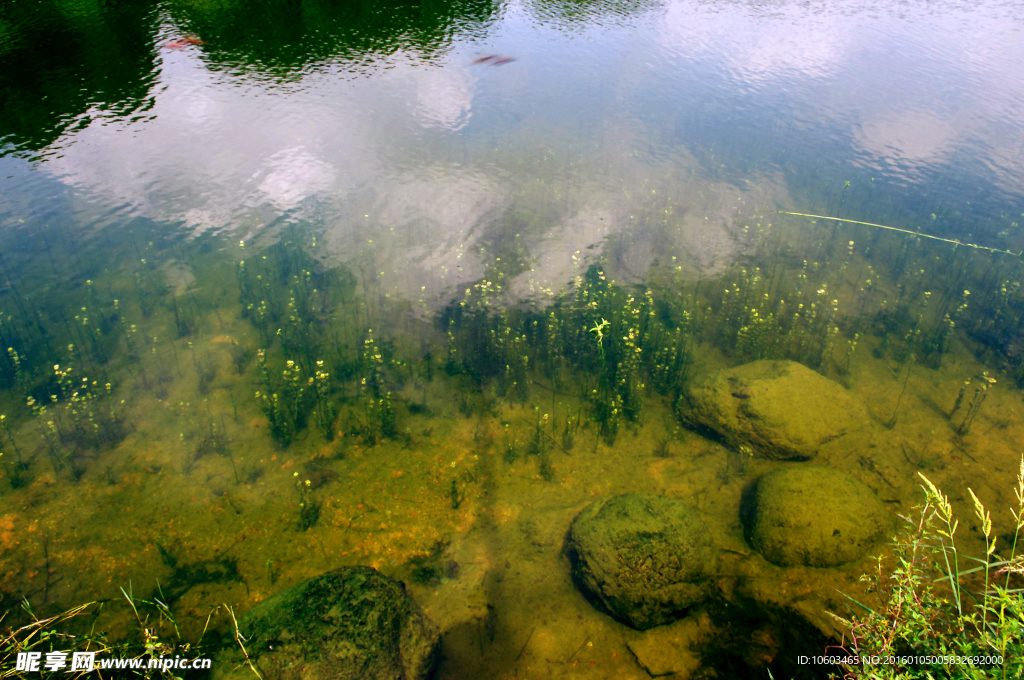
[566,494,716,630]
[741,466,890,567]
[214,566,439,680]
[677,360,869,460]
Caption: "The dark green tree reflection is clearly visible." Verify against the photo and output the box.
[164,0,501,79]
[0,0,160,156]
[0,0,503,155]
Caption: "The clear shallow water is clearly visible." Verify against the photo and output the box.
[2,0,1024,678]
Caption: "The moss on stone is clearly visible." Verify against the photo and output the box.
[741,466,891,567]
[678,360,869,460]
[567,494,716,630]
[215,566,439,680]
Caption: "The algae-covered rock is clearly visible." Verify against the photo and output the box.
[566,494,716,630]
[742,466,890,567]
[214,566,439,680]
[678,360,869,460]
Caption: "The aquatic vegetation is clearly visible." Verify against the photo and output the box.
[191,346,217,395]
[830,465,1024,678]
[23,356,128,478]
[297,478,322,531]
[170,296,196,339]
[348,330,403,444]
[956,381,989,437]
[948,380,970,419]
[437,262,696,436]
[448,478,464,509]
[502,423,519,463]
[254,350,294,447]
[0,414,24,464]
[527,409,545,456]
[561,417,576,452]
[378,392,397,438]
[240,460,264,484]
[718,444,753,485]
[455,390,475,417]
[4,347,27,391]
[253,341,340,448]
[538,443,554,481]
[235,236,356,365]
[406,541,456,585]
[227,340,254,376]
[885,353,915,429]
[653,434,672,458]
[0,458,29,489]
[709,259,845,370]
[265,558,279,586]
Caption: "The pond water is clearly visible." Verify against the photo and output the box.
[2,0,1024,677]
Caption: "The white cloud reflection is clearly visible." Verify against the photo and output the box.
[854,109,958,168]
[656,0,1024,191]
[658,1,854,82]
[255,147,336,210]
[413,64,475,130]
[24,0,1024,310]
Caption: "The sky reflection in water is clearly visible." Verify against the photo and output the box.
[1,0,1023,309]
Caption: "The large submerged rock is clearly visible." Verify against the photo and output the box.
[741,466,890,567]
[566,494,716,630]
[677,360,869,460]
[214,566,439,680]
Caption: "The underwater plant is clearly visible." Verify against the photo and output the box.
[502,423,519,463]
[956,381,989,437]
[296,477,322,530]
[0,414,28,484]
[448,479,464,509]
[885,353,915,429]
[23,354,128,478]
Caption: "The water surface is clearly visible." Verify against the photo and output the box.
[2,0,1024,677]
